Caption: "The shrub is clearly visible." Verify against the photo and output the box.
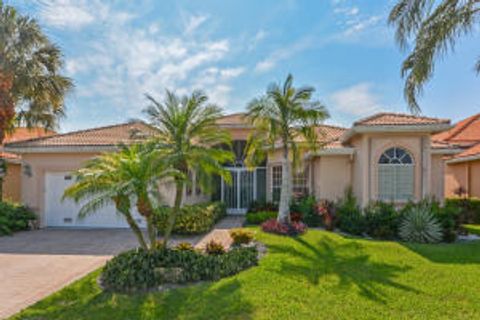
[363,201,399,239]
[290,195,321,227]
[462,224,480,236]
[175,242,194,251]
[229,228,254,245]
[0,202,36,236]
[205,240,226,255]
[336,188,366,235]
[248,200,278,213]
[399,206,443,243]
[246,211,277,225]
[316,200,336,231]
[401,198,459,242]
[101,246,258,292]
[154,202,226,235]
[261,218,307,236]
[445,197,480,225]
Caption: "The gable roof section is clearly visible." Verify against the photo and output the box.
[342,112,451,142]
[433,113,480,146]
[5,121,158,153]
[447,143,480,164]
[1,127,56,161]
[215,113,251,128]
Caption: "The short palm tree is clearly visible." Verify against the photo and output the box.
[144,90,234,246]
[245,74,329,224]
[63,142,172,249]
[389,0,480,113]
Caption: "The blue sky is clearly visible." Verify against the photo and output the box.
[10,0,480,132]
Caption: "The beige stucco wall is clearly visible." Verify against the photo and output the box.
[445,160,480,198]
[20,152,200,227]
[431,154,445,201]
[3,163,21,202]
[312,155,351,201]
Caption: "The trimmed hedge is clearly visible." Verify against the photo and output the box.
[154,202,226,235]
[0,202,36,236]
[101,246,258,292]
[246,211,277,225]
[445,197,480,225]
[463,224,480,236]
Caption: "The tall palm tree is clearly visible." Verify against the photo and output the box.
[389,0,480,113]
[63,142,173,249]
[245,74,329,224]
[1,2,72,199]
[144,90,234,246]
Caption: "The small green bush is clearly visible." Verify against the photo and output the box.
[248,201,278,213]
[246,211,277,225]
[399,206,443,243]
[229,228,254,245]
[205,240,226,255]
[462,224,480,236]
[0,202,36,236]
[290,195,321,227]
[364,201,399,239]
[154,202,226,235]
[175,242,194,251]
[445,197,480,225]
[336,188,366,235]
[101,246,258,292]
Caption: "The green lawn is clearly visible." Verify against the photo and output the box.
[12,229,480,320]
[463,224,480,236]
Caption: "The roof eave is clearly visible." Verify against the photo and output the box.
[341,123,452,143]
[446,154,480,164]
[305,147,355,159]
[4,145,119,154]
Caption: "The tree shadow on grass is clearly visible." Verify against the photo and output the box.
[14,273,253,320]
[400,241,480,264]
[268,236,420,304]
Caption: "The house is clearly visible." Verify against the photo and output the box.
[4,112,461,228]
[1,128,55,202]
[433,113,480,197]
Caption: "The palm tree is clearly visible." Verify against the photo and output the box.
[245,74,329,224]
[63,142,173,249]
[1,2,72,200]
[144,90,234,246]
[389,0,480,113]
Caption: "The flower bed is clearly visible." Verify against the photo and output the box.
[261,218,307,236]
[101,245,258,292]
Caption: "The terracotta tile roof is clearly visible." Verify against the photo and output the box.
[290,124,347,146]
[354,112,450,126]
[3,127,55,144]
[450,143,480,161]
[0,151,20,160]
[215,113,249,126]
[5,121,158,149]
[433,113,480,146]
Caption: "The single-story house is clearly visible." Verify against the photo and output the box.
[1,128,55,202]
[4,112,469,228]
[433,113,480,197]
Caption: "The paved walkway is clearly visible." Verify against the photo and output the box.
[0,218,243,319]
[0,229,201,319]
[195,216,245,250]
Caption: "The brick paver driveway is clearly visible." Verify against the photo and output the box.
[0,229,193,319]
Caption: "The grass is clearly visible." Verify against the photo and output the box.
[12,229,480,320]
[463,224,480,236]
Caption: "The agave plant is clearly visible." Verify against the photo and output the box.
[399,206,443,243]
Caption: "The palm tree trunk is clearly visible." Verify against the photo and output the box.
[0,71,15,201]
[136,196,157,249]
[278,146,292,224]
[163,180,183,247]
[123,210,148,249]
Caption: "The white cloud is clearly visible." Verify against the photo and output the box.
[343,15,382,37]
[38,0,95,28]
[184,14,208,34]
[334,6,359,16]
[255,35,314,73]
[330,83,383,116]
[248,29,268,51]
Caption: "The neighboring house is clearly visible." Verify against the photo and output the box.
[433,113,480,197]
[1,128,55,202]
[4,112,460,228]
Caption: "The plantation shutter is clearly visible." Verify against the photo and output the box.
[377,147,414,202]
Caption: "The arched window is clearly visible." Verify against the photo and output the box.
[378,147,414,201]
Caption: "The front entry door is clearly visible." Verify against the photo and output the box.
[221,167,265,214]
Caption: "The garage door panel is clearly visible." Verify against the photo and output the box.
[45,172,146,228]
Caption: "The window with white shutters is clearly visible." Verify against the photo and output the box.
[378,147,414,201]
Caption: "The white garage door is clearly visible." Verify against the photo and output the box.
[45,172,146,228]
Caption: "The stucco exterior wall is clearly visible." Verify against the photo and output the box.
[3,163,21,202]
[445,160,480,197]
[312,155,351,201]
[431,154,445,201]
